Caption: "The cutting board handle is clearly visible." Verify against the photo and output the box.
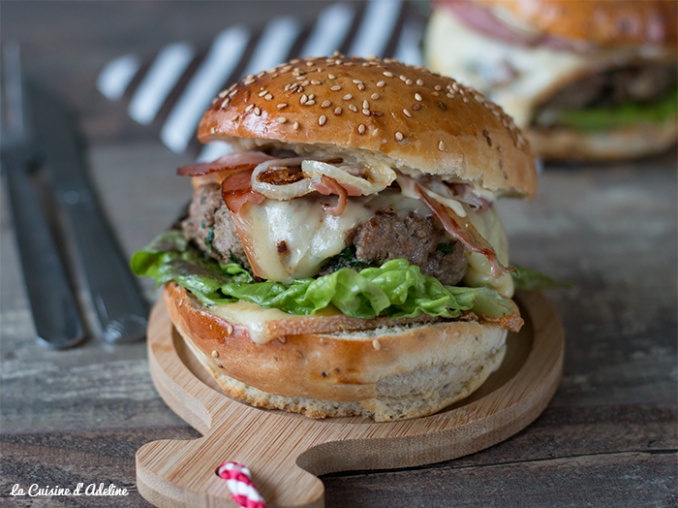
[137,408,326,507]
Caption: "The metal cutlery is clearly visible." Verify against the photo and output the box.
[1,42,85,349]
[2,42,149,345]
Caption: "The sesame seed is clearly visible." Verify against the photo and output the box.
[245,104,254,113]
[371,93,380,100]
[434,84,442,91]
[318,115,327,126]
[417,79,424,86]
[211,350,219,358]
[414,93,423,101]
[302,80,310,86]
[276,117,287,124]
[403,108,412,118]
[308,93,315,100]
[264,93,273,101]
[348,104,358,112]
[372,339,381,350]
[225,323,233,335]
[383,71,394,77]
[311,79,321,85]
[412,104,422,111]
[395,131,404,142]
[342,93,353,100]
[254,107,261,116]
[358,124,366,134]
[300,94,308,104]
[330,85,342,91]
[438,140,445,151]
[220,98,230,109]
[362,109,370,116]
[321,100,331,108]
[293,121,300,130]
[362,100,370,109]
[305,100,316,106]
[446,92,456,99]
[352,79,362,84]
[277,103,288,110]
[328,73,336,79]
[334,107,343,115]
[376,81,385,87]
[258,90,268,97]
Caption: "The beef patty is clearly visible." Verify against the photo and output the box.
[536,61,677,118]
[182,184,468,285]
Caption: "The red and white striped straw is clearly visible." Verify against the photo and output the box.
[217,461,267,508]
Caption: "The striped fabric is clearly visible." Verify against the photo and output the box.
[97,0,426,160]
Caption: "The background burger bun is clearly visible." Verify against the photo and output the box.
[528,118,678,161]
[474,0,677,47]
[165,284,509,422]
[198,54,536,199]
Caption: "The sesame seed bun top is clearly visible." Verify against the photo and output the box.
[470,0,678,49]
[198,54,536,199]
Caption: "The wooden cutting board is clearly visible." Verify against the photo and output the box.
[136,290,564,507]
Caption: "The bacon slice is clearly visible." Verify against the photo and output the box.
[177,151,276,177]
[311,175,362,216]
[221,169,266,213]
[441,0,583,51]
[412,180,512,279]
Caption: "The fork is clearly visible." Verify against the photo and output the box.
[1,42,85,348]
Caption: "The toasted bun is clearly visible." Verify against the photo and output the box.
[528,118,678,161]
[198,54,536,198]
[473,0,678,48]
[164,283,508,422]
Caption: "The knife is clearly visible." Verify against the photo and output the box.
[1,42,85,349]
[25,81,149,343]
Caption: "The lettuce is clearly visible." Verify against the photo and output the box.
[131,230,518,320]
[511,265,571,291]
[553,87,677,132]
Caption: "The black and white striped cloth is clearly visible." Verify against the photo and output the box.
[97,0,426,161]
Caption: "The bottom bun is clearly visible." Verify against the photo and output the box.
[165,283,508,422]
[528,118,677,161]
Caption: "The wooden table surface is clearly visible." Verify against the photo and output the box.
[1,1,676,507]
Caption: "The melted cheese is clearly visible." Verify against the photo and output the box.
[235,191,429,283]
[463,205,514,298]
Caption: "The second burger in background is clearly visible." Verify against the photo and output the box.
[425,0,677,161]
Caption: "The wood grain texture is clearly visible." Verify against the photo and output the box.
[136,291,563,507]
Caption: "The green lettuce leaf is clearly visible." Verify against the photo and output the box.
[511,265,572,291]
[131,230,519,320]
[553,87,677,132]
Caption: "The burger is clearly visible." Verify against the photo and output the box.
[425,0,678,160]
[132,54,537,422]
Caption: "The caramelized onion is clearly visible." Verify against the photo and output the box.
[302,160,396,196]
[251,157,314,200]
